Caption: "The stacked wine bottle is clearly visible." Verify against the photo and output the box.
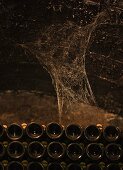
[0,122,123,170]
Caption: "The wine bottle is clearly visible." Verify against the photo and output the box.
[6,123,23,140]
[107,163,122,170]
[7,141,25,159]
[86,143,104,161]
[65,124,82,141]
[47,142,65,159]
[103,126,120,142]
[0,163,4,170]
[28,141,45,159]
[7,161,24,170]
[46,122,64,139]
[26,122,44,139]
[67,143,84,161]
[84,125,101,142]
[87,163,102,170]
[0,142,5,159]
[47,163,64,170]
[105,143,122,161]
[27,162,44,170]
[67,163,82,170]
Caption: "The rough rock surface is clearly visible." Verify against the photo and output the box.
[0,91,122,129]
[0,0,123,126]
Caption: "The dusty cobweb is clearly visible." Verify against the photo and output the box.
[19,10,111,122]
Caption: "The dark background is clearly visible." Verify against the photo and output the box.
[0,0,123,117]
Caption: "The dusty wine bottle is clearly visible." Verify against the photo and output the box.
[87,163,102,170]
[6,123,23,140]
[107,163,122,170]
[26,122,44,139]
[27,162,44,170]
[7,141,25,159]
[65,124,82,141]
[86,143,104,161]
[47,142,65,159]
[105,143,122,161]
[67,163,82,170]
[0,142,5,159]
[7,161,24,170]
[84,125,101,142]
[28,141,45,159]
[103,126,120,142]
[46,122,64,139]
[47,163,64,170]
[67,143,84,161]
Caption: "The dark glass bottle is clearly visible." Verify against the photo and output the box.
[47,163,64,170]
[46,122,64,139]
[105,143,122,161]
[27,162,44,170]
[67,163,82,170]
[84,125,101,142]
[6,123,23,140]
[107,163,122,170]
[28,141,45,159]
[87,163,102,170]
[103,126,120,142]
[47,142,65,159]
[7,141,25,159]
[67,143,84,161]
[65,124,82,141]
[0,142,5,159]
[7,161,24,170]
[86,143,104,161]
[26,122,44,139]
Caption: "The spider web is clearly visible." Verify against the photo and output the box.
[20,10,110,122]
